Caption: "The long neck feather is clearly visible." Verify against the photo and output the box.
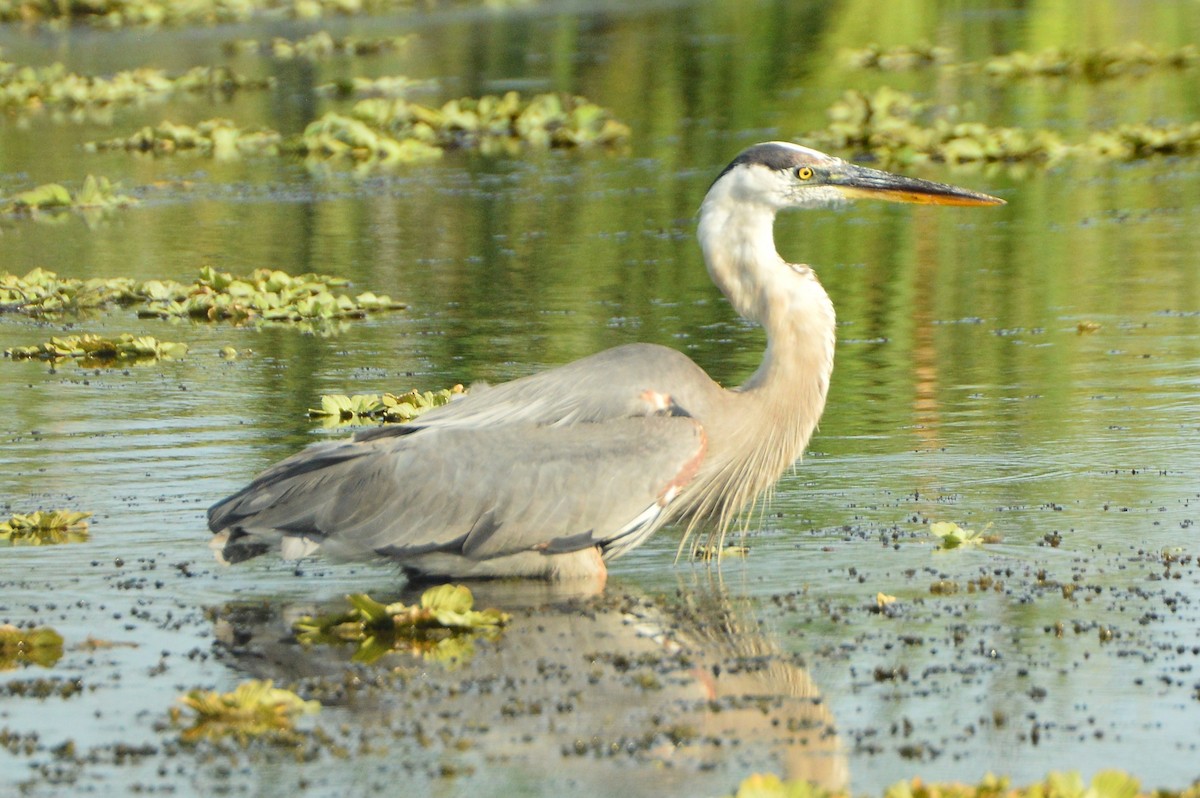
[679,182,838,553]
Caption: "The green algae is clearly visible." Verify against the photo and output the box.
[0,510,91,545]
[308,385,463,425]
[0,58,272,114]
[293,585,509,666]
[225,31,415,60]
[0,625,64,669]
[0,175,135,215]
[172,679,319,744]
[803,87,1200,165]
[725,771,1194,798]
[4,333,187,363]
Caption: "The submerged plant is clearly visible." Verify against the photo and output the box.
[172,680,319,744]
[293,585,510,666]
[0,625,64,669]
[308,385,463,425]
[5,334,187,363]
[0,510,92,545]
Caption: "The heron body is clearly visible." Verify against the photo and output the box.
[209,142,1003,581]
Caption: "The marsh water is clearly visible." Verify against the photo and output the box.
[2,1,1200,795]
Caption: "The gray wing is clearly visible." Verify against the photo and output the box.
[208,415,706,565]
[357,343,722,441]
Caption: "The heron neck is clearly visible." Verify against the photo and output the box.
[697,193,837,402]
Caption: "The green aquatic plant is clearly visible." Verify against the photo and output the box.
[0,58,271,112]
[308,385,463,425]
[225,31,415,60]
[0,175,136,215]
[0,268,141,315]
[841,43,953,71]
[136,266,406,323]
[4,333,188,363]
[314,74,435,98]
[805,87,1200,165]
[0,0,414,28]
[725,770,1169,798]
[293,585,510,665]
[930,521,998,550]
[84,118,284,158]
[0,510,92,545]
[980,42,1200,81]
[0,625,64,669]
[298,91,631,165]
[0,266,404,326]
[172,679,319,744]
[843,42,1199,82]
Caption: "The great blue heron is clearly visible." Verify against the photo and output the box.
[209,142,1003,581]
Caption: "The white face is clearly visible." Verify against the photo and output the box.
[715,142,847,210]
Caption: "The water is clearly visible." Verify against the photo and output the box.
[2,1,1199,795]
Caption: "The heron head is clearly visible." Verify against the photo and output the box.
[713,141,1004,210]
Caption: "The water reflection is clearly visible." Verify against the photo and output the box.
[211,578,847,795]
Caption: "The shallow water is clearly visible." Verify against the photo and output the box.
[2,1,1200,795]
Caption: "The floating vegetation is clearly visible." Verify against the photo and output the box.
[0,59,272,113]
[0,175,135,216]
[981,42,1200,81]
[0,266,404,326]
[84,118,283,159]
[804,87,1200,165]
[308,385,463,425]
[85,92,629,167]
[5,334,188,363]
[314,75,436,99]
[930,521,999,550]
[0,625,64,670]
[0,510,92,545]
[135,266,406,323]
[225,31,415,60]
[843,42,1200,82]
[293,585,510,665]
[694,544,750,561]
[841,43,953,71]
[0,0,412,28]
[725,770,1185,798]
[171,680,319,744]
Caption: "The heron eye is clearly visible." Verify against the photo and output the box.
[796,166,815,180]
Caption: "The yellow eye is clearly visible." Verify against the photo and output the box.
[796,166,814,180]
